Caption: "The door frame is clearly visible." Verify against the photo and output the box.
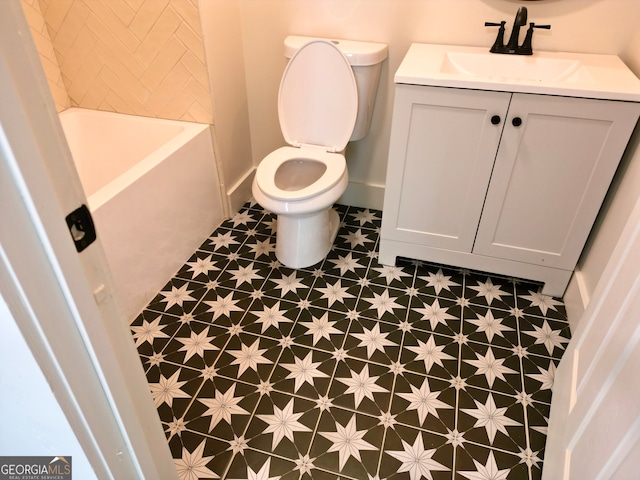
[0,2,176,478]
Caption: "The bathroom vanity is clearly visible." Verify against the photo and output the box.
[379,44,640,297]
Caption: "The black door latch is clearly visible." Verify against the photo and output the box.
[65,204,96,252]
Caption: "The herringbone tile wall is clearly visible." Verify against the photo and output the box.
[21,0,71,112]
[25,0,213,123]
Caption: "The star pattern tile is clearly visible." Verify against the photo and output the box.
[131,201,571,480]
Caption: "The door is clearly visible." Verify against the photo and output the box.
[1,2,176,478]
[381,85,510,251]
[542,193,640,479]
[474,93,640,269]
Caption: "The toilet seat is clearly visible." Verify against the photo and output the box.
[255,146,346,201]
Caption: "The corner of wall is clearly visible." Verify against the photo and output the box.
[20,0,70,112]
[563,267,590,333]
[32,0,214,123]
[225,166,255,215]
[199,0,255,211]
[338,181,385,210]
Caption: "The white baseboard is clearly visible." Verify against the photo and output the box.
[226,167,255,215]
[338,181,385,210]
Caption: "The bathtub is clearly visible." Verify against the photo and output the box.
[59,108,224,321]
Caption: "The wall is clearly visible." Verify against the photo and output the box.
[238,0,640,209]
[199,0,255,213]
[35,0,213,123]
[20,0,69,111]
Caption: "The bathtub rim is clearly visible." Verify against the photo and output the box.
[59,108,211,211]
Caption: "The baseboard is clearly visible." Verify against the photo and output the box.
[338,181,385,210]
[226,167,255,215]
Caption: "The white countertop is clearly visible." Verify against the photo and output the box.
[395,43,640,102]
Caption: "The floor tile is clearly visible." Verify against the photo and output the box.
[381,425,452,480]
[310,408,382,479]
[245,391,319,459]
[289,307,350,352]
[390,372,456,434]
[131,202,571,479]
[329,358,394,415]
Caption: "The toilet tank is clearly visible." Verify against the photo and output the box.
[284,35,388,141]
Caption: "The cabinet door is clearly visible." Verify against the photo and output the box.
[474,94,640,269]
[382,85,510,252]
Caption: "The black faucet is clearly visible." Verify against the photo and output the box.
[505,6,528,53]
[485,6,550,55]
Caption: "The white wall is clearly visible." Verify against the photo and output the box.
[199,0,255,213]
[0,294,97,479]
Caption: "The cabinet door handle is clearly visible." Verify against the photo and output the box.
[512,117,523,127]
[491,115,501,125]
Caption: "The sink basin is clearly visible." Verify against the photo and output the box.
[394,44,640,101]
[441,51,581,82]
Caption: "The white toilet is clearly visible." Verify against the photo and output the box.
[252,35,387,268]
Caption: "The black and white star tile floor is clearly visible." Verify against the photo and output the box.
[131,201,570,480]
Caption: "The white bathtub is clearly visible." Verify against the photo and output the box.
[59,108,224,320]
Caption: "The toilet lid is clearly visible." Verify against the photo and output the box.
[279,40,358,153]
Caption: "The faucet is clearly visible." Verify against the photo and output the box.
[505,6,528,53]
[485,6,550,55]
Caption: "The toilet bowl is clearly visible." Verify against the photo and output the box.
[252,36,387,268]
[252,146,349,268]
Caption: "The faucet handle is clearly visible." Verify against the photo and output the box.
[485,21,507,53]
[519,22,551,55]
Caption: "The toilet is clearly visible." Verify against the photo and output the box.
[252,36,387,268]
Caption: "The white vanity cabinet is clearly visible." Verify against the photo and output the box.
[380,83,640,296]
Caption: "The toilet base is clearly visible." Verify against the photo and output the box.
[275,208,340,268]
